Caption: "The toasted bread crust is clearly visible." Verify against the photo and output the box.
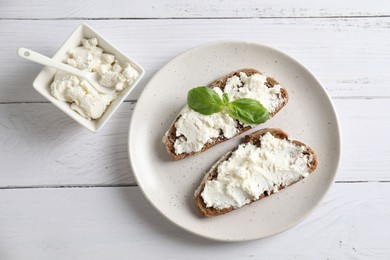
[163,69,289,160]
[194,128,318,217]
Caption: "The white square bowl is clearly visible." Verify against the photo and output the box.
[32,24,145,132]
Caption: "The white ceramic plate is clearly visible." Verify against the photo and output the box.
[129,41,341,241]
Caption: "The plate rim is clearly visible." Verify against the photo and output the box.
[128,40,342,241]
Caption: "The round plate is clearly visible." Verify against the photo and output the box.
[128,41,341,241]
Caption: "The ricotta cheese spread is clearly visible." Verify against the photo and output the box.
[173,72,282,154]
[200,132,312,210]
[50,38,139,120]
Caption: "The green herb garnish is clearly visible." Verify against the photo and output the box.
[187,86,270,124]
[187,86,224,115]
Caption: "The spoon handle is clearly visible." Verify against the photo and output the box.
[17,47,87,79]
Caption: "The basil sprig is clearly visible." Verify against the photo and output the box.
[187,86,270,124]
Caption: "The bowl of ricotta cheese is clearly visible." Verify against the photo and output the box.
[31,24,145,132]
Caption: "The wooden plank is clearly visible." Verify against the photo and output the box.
[0,102,135,187]
[2,18,390,103]
[335,98,390,181]
[1,0,390,19]
[0,98,389,187]
[0,183,389,259]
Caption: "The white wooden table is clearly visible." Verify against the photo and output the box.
[1,1,390,259]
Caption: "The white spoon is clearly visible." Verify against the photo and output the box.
[17,47,116,94]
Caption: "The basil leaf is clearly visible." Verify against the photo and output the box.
[187,86,224,115]
[222,93,229,104]
[228,98,270,124]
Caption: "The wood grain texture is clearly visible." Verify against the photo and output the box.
[335,98,390,182]
[1,1,389,259]
[2,18,390,102]
[1,0,390,19]
[0,183,389,259]
[0,102,135,187]
[0,98,389,187]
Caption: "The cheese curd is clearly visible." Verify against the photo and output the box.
[50,38,139,120]
[201,132,312,210]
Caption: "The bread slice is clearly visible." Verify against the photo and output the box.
[163,69,289,160]
[194,128,318,217]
